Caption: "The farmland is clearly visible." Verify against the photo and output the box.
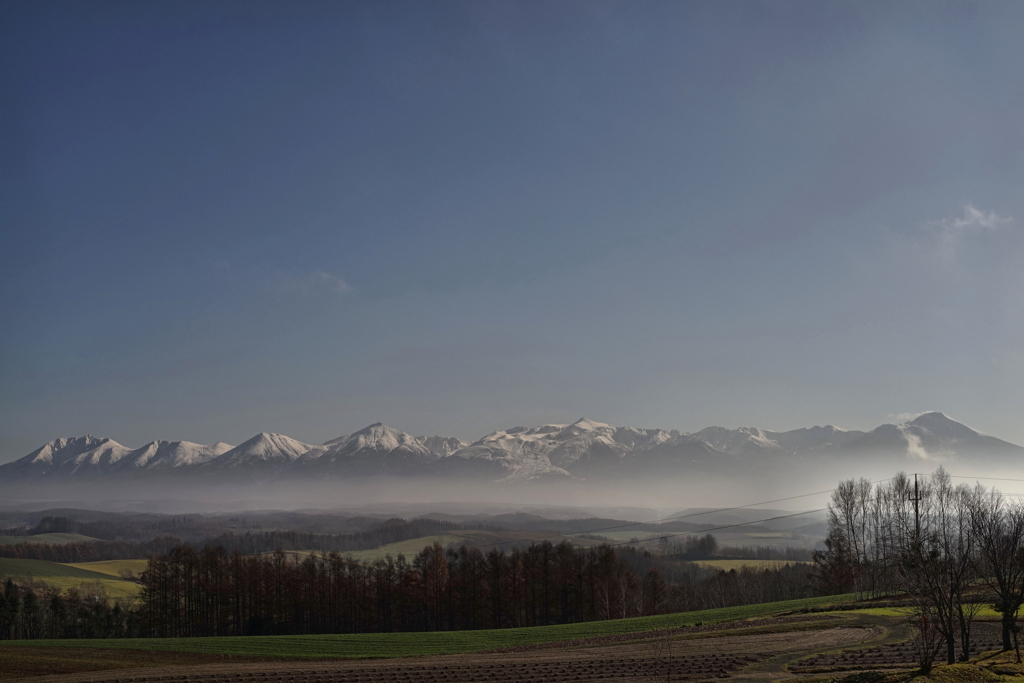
[0,533,99,545]
[339,534,469,562]
[342,530,604,562]
[0,558,140,598]
[6,593,1022,683]
[695,559,810,570]
[0,594,854,659]
[63,559,150,578]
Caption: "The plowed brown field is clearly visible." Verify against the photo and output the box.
[4,620,877,683]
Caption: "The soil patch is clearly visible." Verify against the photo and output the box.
[6,624,875,683]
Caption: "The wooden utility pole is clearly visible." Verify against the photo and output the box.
[911,473,921,539]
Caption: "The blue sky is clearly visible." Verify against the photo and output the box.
[2,1,1023,462]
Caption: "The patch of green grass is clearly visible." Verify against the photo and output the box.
[63,559,150,578]
[342,535,470,562]
[0,533,99,545]
[0,593,856,659]
[824,660,1015,683]
[742,532,794,539]
[582,531,663,541]
[339,530,604,563]
[695,559,810,571]
[847,606,1003,619]
[0,558,115,580]
[0,558,140,598]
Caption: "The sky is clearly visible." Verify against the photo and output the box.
[2,0,1023,463]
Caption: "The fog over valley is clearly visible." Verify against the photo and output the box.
[2,412,1019,513]
[3,5,1024,676]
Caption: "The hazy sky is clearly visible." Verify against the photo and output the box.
[2,1,1023,463]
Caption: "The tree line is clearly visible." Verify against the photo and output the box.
[0,518,474,563]
[135,538,819,638]
[814,468,1024,672]
[0,538,819,640]
[0,578,138,639]
[138,541,660,636]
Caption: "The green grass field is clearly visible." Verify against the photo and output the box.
[849,605,1003,619]
[0,533,99,545]
[342,534,471,562]
[0,593,855,658]
[63,559,150,578]
[695,559,810,570]
[0,558,141,598]
[735,531,797,540]
[341,530,604,563]
[583,531,663,542]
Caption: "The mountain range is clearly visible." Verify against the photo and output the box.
[2,413,1021,485]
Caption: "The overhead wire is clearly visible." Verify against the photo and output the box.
[939,474,1024,484]
[600,507,828,549]
[463,488,841,550]
[438,471,1024,553]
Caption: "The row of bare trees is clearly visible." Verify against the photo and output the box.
[137,538,823,638]
[0,579,137,640]
[815,468,1024,671]
[139,541,656,636]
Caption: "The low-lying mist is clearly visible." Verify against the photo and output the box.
[0,450,1012,517]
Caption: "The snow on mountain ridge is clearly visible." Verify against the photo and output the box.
[211,433,313,467]
[117,440,234,470]
[416,435,468,456]
[907,412,982,440]
[291,423,440,477]
[693,426,786,456]
[2,436,133,477]
[4,413,1021,482]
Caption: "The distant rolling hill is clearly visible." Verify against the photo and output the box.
[0,557,141,597]
[0,532,99,545]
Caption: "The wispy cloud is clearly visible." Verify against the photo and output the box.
[888,411,927,423]
[929,203,1012,232]
[271,270,353,296]
[904,431,930,460]
[925,203,1012,260]
[903,431,953,462]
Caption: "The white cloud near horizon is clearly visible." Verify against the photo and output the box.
[888,411,929,423]
[271,270,354,296]
[926,203,1012,260]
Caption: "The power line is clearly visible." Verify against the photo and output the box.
[468,505,828,550]
[601,508,828,549]
[409,472,1021,555]
[464,488,839,550]
[941,474,1024,484]
[465,478,895,551]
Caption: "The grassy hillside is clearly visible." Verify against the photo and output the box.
[63,559,150,578]
[0,558,140,598]
[0,593,855,658]
[340,529,604,562]
[0,533,99,545]
[584,531,663,542]
[695,559,810,570]
[341,534,469,561]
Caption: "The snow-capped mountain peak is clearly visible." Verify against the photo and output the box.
[416,435,468,457]
[315,423,431,456]
[692,426,785,456]
[907,412,981,440]
[116,440,233,470]
[5,435,133,477]
[3,412,1021,485]
[211,433,313,467]
[562,417,612,434]
[294,423,437,476]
